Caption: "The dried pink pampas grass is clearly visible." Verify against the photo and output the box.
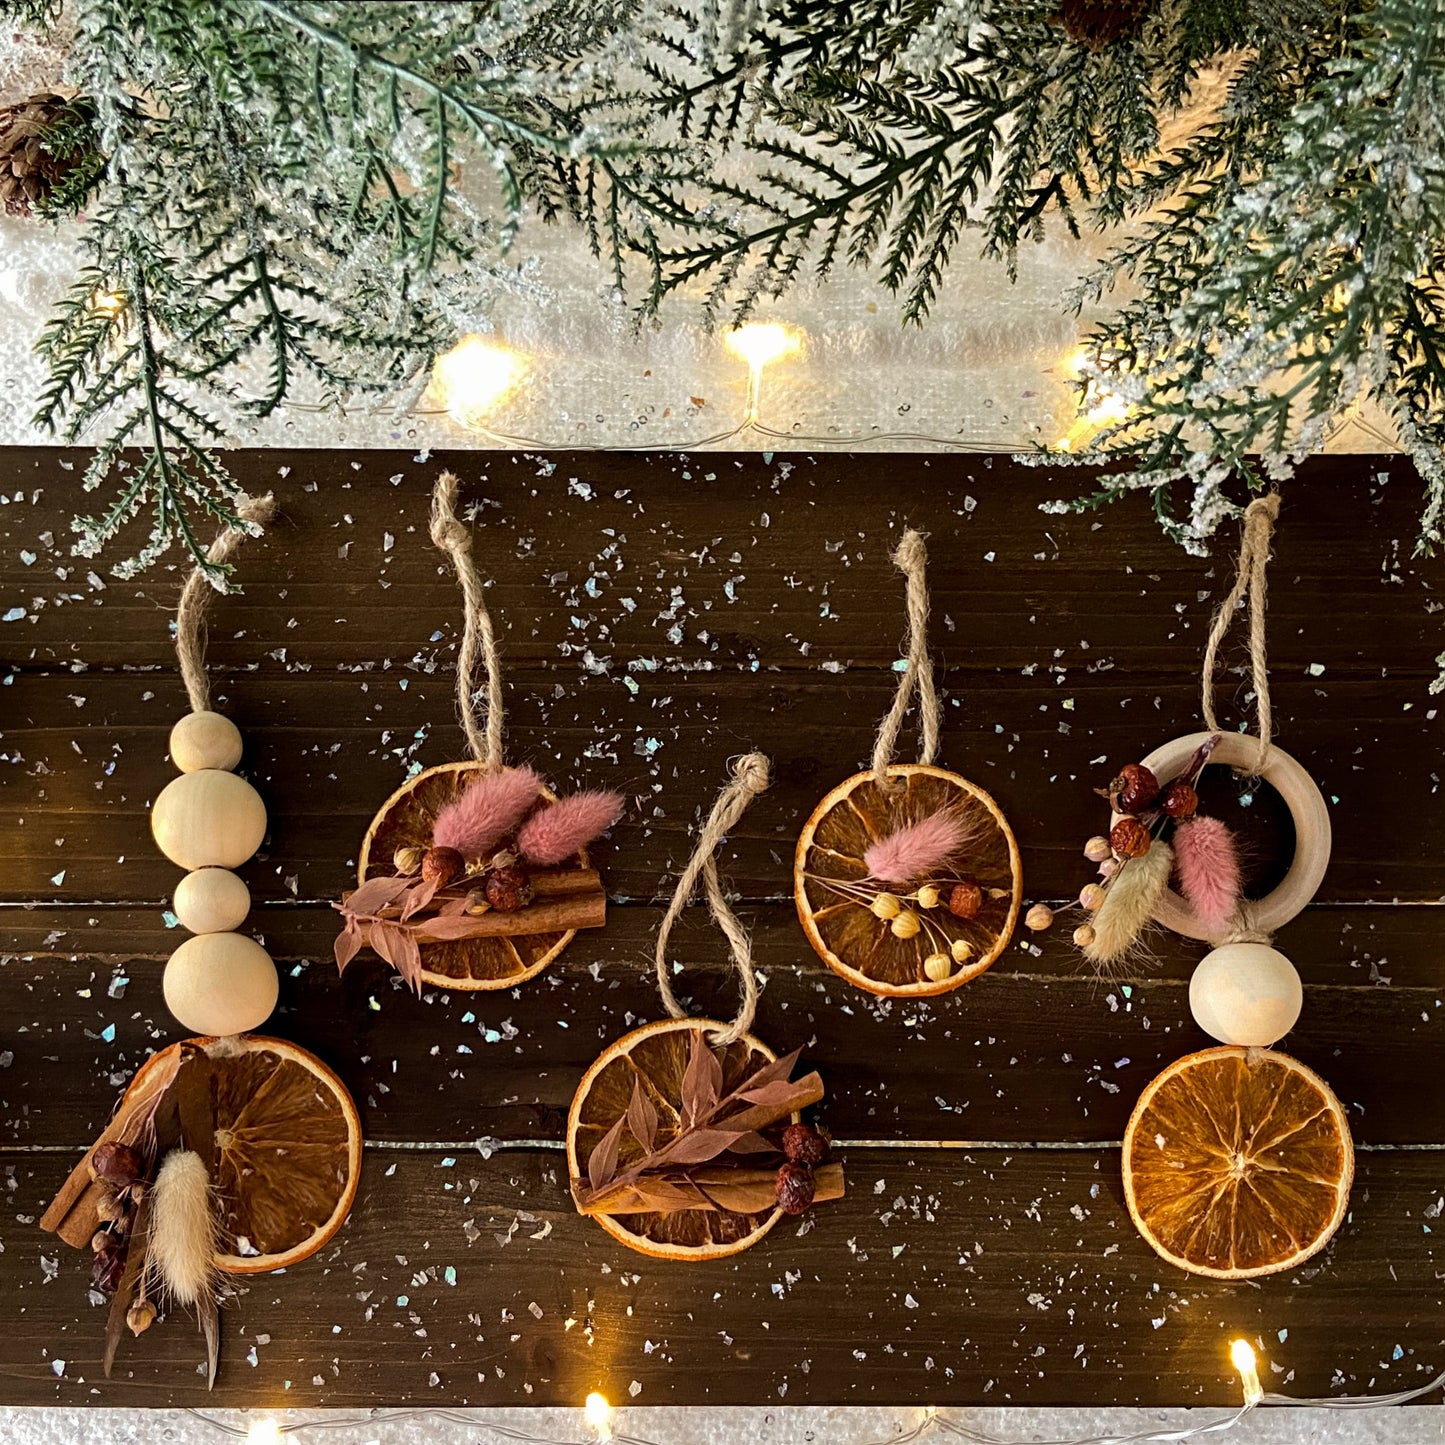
[864,812,966,885]
[517,790,625,866]
[433,766,542,856]
[1174,816,1242,936]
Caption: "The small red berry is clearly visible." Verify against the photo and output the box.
[947,880,984,920]
[90,1141,142,1189]
[782,1123,828,1167]
[421,846,465,889]
[1109,763,1158,814]
[484,864,535,913]
[775,1162,816,1215]
[1160,780,1199,819]
[1110,817,1152,858]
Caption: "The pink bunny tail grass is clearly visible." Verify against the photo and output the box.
[433,766,543,856]
[517,790,625,866]
[1174,815,1242,936]
[864,812,967,885]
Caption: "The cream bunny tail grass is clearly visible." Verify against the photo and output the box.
[1084,841,1174,971]
[146,1149,217,1307]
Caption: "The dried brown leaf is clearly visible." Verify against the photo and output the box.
[587,1113,627,1193]
[344,874,414,916]
[334,921,364,974]
[681,1030,723,1127]
[626,1077,659,1151]
[399,877,440,922]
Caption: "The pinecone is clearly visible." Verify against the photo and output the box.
[0,92,99,217]
[1057,0,1155,50]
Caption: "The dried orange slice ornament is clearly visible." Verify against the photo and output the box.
[334,476,622,995]
[569,754,844,1260]
[1123,1046,1353,1279]
[793,531,1021,996]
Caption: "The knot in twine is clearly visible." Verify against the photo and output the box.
[1222,902,1273,949]
[872,528,941,788]
[175,492,277,714]
[654,752,772,1047]
[431,472,504,769]
[1202,493,1281,776]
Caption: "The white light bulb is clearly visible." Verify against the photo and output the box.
[246,1421,282,1445]
[722,323,801,425]
[1230,1339,1263,1406]
[429,334,528,428]
[584,1390,613,1440]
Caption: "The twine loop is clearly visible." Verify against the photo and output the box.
[871,528,942,787]
[653,752,771,1046]
[431,472,504,770]
[1201,494,1281,775]
[175,493,277,713]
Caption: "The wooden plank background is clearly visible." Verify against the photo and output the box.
[1,449,1442,1411]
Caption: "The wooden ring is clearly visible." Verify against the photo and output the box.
[1114,731,1331,942]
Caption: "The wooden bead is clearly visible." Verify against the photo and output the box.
[1188,943,1302,1047]
[173,868,250,934]
[151,769,267,870]
[169,711,243,773]
[163,932,278,1036]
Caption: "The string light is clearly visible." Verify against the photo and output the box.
[428,334,529,428]
[245,1420,281,1445]
[89,287,127,318]
[1055,343,1131,452]
[724,321,802,424]
[583,1390,613,1441]
[1229,1339,1263,1408]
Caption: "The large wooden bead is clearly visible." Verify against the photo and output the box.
[169,711,243,773]
[1189,942,1302,1047]
[173,868,251,934]
[163,932,278,1036]
[151,769,267,870]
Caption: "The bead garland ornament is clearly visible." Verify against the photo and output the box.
[39,498,363,1386]
[568,754,844,1260]
[1037,495,1353,1279]
[793,530,1022,996]
[333,474,624,993]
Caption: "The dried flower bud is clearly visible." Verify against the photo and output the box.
[1099,857,1120,877]
[890,910,921,939]
[484,864,535,913]
[1109,763,1158,813]
[1079,883,1106,911]
[90,1243,127,1294]
[393,845,425,875]
[91,1141,143,1189]
[782,1123,828,1167]
[1024,903,1054,931]
[1084,835,1113,863]
[1160,780,1199,819]
[1110,817,1152,858]
[94,1189,125,1223]
[947,880,984,920]
[126,1299,157,1336]
[90,1229,112,1253]
[950,938,974,964]
[915,885,940,909]
[923,952,952,982]
[421,846,465,889]
[1073,924,1097,948]
[775,1162,816,1215]
[870,892,901,921]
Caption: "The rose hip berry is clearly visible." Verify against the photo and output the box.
[1109,763,1158,814]
[1110,817,1152,858]
[90,1141,142,1189]
[775,1162,816,1215]
[947,880,984,920]
[421,845,465,889]
[484,864,535,913]
[782,1123,828,1167]
[1160,780,1199,818]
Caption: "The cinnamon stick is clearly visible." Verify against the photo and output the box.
[411,886,606,940]
[575,1162,845,1216]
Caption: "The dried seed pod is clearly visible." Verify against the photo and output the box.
[90,1229,112,1253]
[1073,924,1097,948]
[947,881,984,920]
[923,952,952,982]
[95,1189,125,1223]
[890,910,921,940]
[1079,883,1106,911]
[1160,780,1199,819]
[393,845,425,875]
[90,1141,143,1189]
[950,938,974,964]
[484,864,535,913]
[1110,763,1158,813]
[1110,817,1152,859]
[1024,903,1054,931]
[126,1299,157,1336]
[775,1162,816,1215]
[916,885,940,909]
[421,845,465,889]
[870,892,901,921]
[782,1123,828,1167]
[1084,835,1113,862]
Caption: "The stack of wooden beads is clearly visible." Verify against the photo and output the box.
[151,708,278,1037]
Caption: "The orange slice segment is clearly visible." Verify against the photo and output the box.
[566,1018,791,1260]
[359,760,580,991]
[1123,1046,1353,1279]
[794,763,1022,996]
[128,1035,362,1274]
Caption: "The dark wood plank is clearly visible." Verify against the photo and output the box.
[0,452,1440,678]
[2,670,1442,904]
[2,1145,1440,1408]
[3,905,1439,1147]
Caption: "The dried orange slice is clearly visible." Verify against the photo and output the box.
[127,1035,362,1274]
[1123,1046,1353,1279]
[358,761,580,991]
[794,763,1022,996]
[567,1018,799,1260]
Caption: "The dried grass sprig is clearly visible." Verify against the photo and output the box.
[1084,841,1174,971]
[1174,816,1242,936]
[864,812,967,885]
[517,790,624,866]
[432,767,542,856]
[145,1149,216,1308]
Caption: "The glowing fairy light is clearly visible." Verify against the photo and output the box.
[1056,342,1131,450]
[429,334,528,429]
[724,322,802,424]
[245,1420,282,1445]
[90,288,127,318]
[584,1390,613,1441]
[1230,1338,1264,1407]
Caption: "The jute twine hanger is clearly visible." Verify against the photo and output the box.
[174,494,277,714]
[871,528,942,788]
[429,471,505,770]
[653,752,771,1047]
